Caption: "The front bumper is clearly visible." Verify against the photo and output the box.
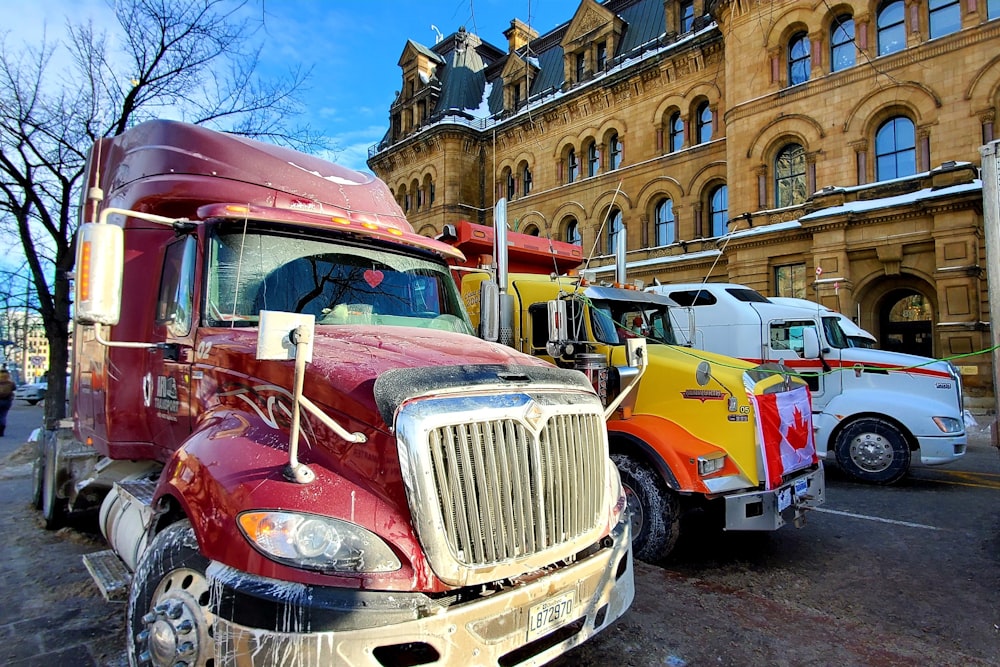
[722,465,825,531]
[913,433,967,466]
[209,519,634,667]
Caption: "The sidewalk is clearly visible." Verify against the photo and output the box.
[0,402,126,667]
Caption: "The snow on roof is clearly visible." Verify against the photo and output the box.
[800,180,982,221]
[588,248,722,273]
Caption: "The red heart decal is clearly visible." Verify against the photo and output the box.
[364,269,384,288]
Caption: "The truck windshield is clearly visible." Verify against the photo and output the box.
[205,223,473,335]
[588,299,677,346]
[820,316,850,349]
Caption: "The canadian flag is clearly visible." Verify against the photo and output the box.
[750,384,817,489]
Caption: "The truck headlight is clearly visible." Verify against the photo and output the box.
[697,453,727,477]
[932,416,963,434]
[239,511,401,573]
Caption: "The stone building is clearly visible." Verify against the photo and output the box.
[367,0,1000,408]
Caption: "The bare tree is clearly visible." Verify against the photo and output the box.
[0,0,321,428]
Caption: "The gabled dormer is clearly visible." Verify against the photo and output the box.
[391,40,445,140]
[500,52,540,113]
[560,0,624,88]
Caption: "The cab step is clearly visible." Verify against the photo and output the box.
[82,549,131,602]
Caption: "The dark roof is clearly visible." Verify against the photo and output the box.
[432,29,501,114]
[384,0,678,135]
[406,39,445,64]
[433,0,668,119]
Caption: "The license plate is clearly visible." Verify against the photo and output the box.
[794,477,809,497]
[526,590,576,641]
[777,487,792,512]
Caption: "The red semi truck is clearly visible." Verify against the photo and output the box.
[39,120,633,666]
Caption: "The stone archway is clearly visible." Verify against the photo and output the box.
[856,275,937,358]
[878,288,935,358]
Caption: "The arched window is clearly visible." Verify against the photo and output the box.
[565,218,582,246]
[587,141,600,177]
[877,0,906,56]
[654,199,675,246]
[697,102,713,144]
[523,225,540,236]
[788,32,811,86]
[929,0,960,39]
[505,169,516,200]
[522,165,532,196]
[422,175,434,208]
[669,112,684,152]
[775,144,807,208]
[875,116,916,180]
[606,208,623,254]
[411,179,420,210]
[567,148,578,183]
[709,185,728,237]
[831,16,855,72]
[608,133,622,170]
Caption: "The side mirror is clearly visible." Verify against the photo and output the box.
[802,326,821,359]
[480,280,499,342]
[547,299,568,343]
[74,222,124,325]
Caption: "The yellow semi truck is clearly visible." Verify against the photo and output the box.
[443,216,825,561]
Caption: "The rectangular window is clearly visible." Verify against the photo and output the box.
[575,52,585,82]
[929,0,961,39]
[596,42,607,71]
[681,0,695,32]
[774,263,807,298]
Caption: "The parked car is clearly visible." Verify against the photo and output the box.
[14,380,47,405]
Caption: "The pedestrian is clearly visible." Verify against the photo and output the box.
[0,365,14,437]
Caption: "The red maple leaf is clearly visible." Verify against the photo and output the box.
[785,404,811,451]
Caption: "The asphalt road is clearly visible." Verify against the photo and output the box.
[1,400,998,666]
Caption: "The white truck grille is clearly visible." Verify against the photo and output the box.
[427,412,605,566]
[394,390,609,586]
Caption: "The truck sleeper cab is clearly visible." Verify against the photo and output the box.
[651,282,966,484]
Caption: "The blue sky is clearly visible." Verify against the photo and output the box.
[257,1,570,171]
[8,0,573,172]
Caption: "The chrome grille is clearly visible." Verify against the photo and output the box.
[427,412,606,567]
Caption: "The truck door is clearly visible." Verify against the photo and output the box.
[144,235,196,456]
[764,318,841,404]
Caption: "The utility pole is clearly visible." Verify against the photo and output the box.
[979,140,1000,447]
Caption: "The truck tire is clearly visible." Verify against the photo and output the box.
[612,453,680,563]
[40,436,66,529]
[834,417,910,485]
[127,520,216,667]
[31,437,44,510]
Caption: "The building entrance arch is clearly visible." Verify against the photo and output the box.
[877,287,934,358]
[855,276,936,359]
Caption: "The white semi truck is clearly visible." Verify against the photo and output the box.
[646,282,966,484]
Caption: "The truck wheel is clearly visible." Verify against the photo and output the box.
[127,520,215,667]
[834,418,910,485]
[31,437,44,510]
[40,436,66,529]
[612,453,680,563]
